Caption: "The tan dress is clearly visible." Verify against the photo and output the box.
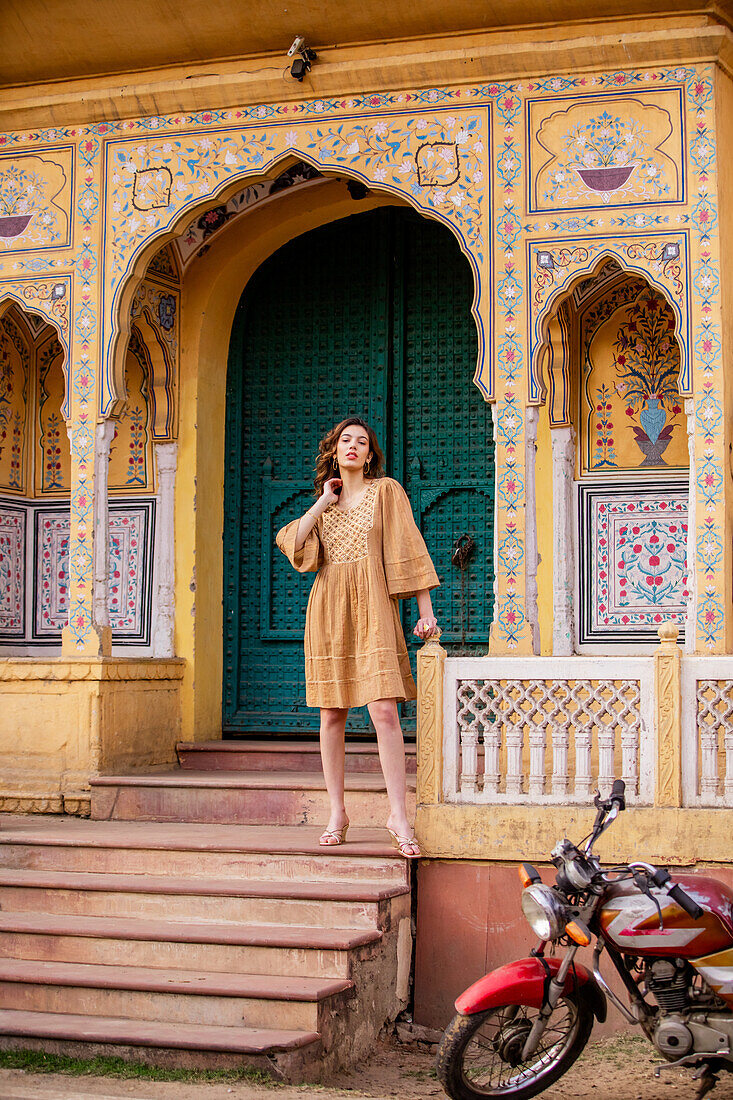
[276,477,439,709]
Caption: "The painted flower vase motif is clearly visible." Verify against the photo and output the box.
[575,164,635,192]
[0,214,33,239]
[639,396,666,444]
[574,164,635,203]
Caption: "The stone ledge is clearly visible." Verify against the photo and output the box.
[0,795,65,815]
[0,18,728,131]
[416,802,733,866]
[0,658,186,683]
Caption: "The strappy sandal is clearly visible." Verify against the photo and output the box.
[319,822,349,846]
[387,828,421,860]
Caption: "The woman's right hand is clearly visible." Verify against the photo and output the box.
[322,477,342,506]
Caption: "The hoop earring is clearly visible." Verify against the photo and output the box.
[363,460,371,474]
[332,455,338,470]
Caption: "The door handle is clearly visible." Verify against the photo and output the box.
[451,534,476,570]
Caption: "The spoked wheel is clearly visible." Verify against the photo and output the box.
[436,996,594,1100]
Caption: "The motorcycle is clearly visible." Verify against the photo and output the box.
[436,780,733,1100]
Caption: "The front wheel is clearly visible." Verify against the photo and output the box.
[436,995,594,1100]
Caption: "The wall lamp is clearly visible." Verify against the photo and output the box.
[288,36,317,81]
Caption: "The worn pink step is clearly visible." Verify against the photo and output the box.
[0,817,410,883]
[0,813,413,1077]
[0,958,351,1030]
[0,867,406,927]
[177,739,417,775]
[0,910,392,977]
[0,888,383,950]
[90,769,416,826]
[0,1008,320,1076]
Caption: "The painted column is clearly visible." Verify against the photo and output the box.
[686,65,728,652]
[684,399,697,652]
[92,420,115,639]
[153,442,178,658]
[489,404,500,649]
[61,415,113,658]
[61,132,107,656]
[489,86,534,655]
[551,426,575,656]
[524,406,540,655]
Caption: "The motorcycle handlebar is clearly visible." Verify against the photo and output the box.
[631,864,705,920]
[610,779,626,809]
[668,883,705,920]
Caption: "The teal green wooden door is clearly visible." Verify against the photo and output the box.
[223,207,494,736]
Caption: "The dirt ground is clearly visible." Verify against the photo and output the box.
[3,1035,733,1100]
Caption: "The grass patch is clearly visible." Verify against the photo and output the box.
[578,1034,651,1069]
[0,1048,280,1085]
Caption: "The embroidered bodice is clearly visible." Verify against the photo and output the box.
[321,480,379,564]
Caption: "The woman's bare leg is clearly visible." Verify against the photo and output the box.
[367,698,419,856]
[319,707,349,840]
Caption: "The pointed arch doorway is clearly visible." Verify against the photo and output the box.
[223,206,494,737]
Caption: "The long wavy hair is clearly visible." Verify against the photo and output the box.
[313,416,386,497]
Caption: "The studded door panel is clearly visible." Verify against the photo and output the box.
[400,212,494,653]
[223,208,494,737]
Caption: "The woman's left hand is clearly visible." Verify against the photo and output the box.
[413,617,438,640]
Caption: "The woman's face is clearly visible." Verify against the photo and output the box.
[336,425,372,473]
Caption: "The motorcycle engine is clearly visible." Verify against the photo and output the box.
[647,961,694,1058]
[646,959,690,1012]
[654,1015,693,1058]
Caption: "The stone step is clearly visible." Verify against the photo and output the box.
[0,911,390,977]
[0,814,413,1079]
[177,739,417,775]
[0,818,409,883]
[0,868,406,927]
[0,1008,321,1077]
[0,958,352,1031]
[90,770,416,826]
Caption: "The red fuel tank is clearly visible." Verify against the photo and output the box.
[598,875,733,959]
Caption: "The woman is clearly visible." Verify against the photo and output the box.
[276,416,439,859]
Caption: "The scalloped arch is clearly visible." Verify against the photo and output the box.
[105,146,486,420]
[529,241,690,405]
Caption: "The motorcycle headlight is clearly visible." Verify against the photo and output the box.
[521,884,568,941]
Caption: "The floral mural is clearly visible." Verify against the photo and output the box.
[612,289,682,466]
[581,278,687,473]
[0,151,73,251]
[579,484,688,644]
[530,90,684,211]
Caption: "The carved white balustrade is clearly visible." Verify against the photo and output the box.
[681,657,733,806]
[444,657,655,805]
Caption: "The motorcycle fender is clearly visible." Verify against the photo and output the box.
[455,956,607,1023]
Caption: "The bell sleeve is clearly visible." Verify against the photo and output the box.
[276,517,323,573]
[381,478,440,600]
